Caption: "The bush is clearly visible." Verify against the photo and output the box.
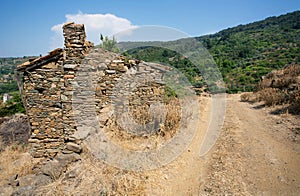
[240,92,257,102]
[290,88,300,113]
[98,35,119,53]
[258,88,286,106]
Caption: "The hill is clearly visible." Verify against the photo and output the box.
[0,57,34,116]
[0,57,35,95]
[122,11,300,93]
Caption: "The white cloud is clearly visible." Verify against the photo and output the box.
[50,12,138,49]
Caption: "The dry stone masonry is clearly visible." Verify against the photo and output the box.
[16,22,172,158]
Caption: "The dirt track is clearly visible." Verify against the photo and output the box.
[202,94,300,195]
[146,94,300,195]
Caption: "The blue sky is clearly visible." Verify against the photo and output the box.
[1,0,300,57]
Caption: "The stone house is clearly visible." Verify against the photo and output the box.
[15,22,169,158]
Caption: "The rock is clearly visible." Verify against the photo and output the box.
[98,63,107,70]
[41,153,80,180]
[56,153,81,163]
[66,142,82,153]
[31,122,39,126]
[63,75,75,79]
[41,159,63,180]
[11,186,34,196]
[98,106,113,124]
[112,60,124,63]
[62,149,74,154]
[106,70,116,74]
[73,126,95,140]
[64,64,77,69]
[18,174,52,187]
[61,94,68,101]
[109,63,118,70]
[33,129,39,134]
[32,150,44,158]
[128,59,137,65]
[64,167,80,180]
[8,174,19,187]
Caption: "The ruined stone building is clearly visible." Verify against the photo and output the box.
[15,22,171,159]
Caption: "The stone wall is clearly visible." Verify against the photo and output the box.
[18,22,94,158]
[24,55,65,157]
[72,50,169,136]
[17,22,171,158]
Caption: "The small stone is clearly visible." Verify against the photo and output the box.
[112,60,124,63]
[18,174,51,187]
[56,153,81,163]
[98,63,107,70]
[128,59,137,65]
[61,94,68,101]
[64,64,77,69]
[73,126,94,140]
[66,142,82,153]
[28,139,39,143]
[64,168,80,180]
[109,63,118,70]
[63,75,75,79]
[41,160,64,180]
[31,122,39,126]
[105,70,116,74]
[62,150,74,154]
[32,150,44,158]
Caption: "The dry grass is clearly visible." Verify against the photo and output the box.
[105,98,181,151]
[257,64,300,91]
[240,92,258,103]
[283,64,300,77]
[36,152,146,195]
[129,104,152,125]
[258,88,286,106]
[0,140,37,187]
[162,98,181,136]
[249,64,300,111]
[0,140,147,195]
[0,137,5,152]
[290,88,300,114]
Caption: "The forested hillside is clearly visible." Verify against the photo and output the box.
[0,57,34,116]
[123,11,300,93]
[0,57,34,95]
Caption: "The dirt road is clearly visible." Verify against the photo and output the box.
[202,94,300,195]
[146,94,300,195]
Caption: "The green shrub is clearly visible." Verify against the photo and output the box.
[0,92,25,117]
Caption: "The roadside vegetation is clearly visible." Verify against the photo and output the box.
[241,64,300,114]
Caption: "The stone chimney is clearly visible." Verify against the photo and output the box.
[62,22,94,62]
